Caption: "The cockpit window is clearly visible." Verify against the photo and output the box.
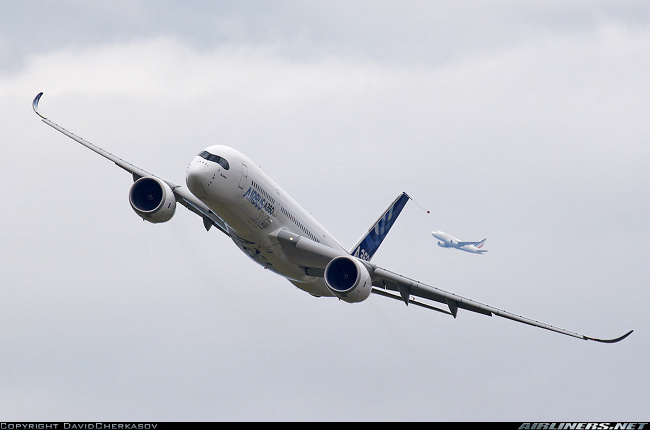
[199,151,230,170]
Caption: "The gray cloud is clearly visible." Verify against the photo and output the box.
[1,1,648,421]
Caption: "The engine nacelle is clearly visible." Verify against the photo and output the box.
[438,241,447,247]
[129,176,177,223]
[324,256,372,303]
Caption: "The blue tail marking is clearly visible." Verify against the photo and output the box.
[350,192,410,261]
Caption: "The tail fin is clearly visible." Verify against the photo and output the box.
[350,192,410,261]
[476,238,486,248]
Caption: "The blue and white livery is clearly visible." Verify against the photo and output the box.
[351,192,410,262]
[32,92,633,343]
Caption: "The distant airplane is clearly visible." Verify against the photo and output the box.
[31,92,633,343]
[432,230,488,254]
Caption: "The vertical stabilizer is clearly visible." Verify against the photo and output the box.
[350,192,410,261]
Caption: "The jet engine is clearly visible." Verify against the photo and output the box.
[438,241,447,247]
[324,256,372,303]
[129,177,177,223]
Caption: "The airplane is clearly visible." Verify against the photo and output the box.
[432,230,488,254]
[32,92,633,344]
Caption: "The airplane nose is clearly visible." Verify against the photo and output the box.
[186,158,208,198]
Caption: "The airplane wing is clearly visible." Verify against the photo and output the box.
[456,239,485,247]
[276,230,632,343]
[32,92,229,235]
[368,263,633,343]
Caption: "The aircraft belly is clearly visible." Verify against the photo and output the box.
[194,163,335,285]
[290,278,333,298]
[226,226,317,282]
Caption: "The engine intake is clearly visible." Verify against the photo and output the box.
[324,256,372,303]
[129,177,176,223]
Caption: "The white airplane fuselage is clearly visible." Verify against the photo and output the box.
[185,145,345,297]
[431,230,486,254]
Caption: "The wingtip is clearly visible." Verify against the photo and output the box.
[33,92,45,119]
[584,329,634,344]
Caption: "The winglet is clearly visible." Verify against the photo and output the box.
[33,92,46,119]
[583,329,633,344]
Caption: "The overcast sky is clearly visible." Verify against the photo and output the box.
[1,0,648,422]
